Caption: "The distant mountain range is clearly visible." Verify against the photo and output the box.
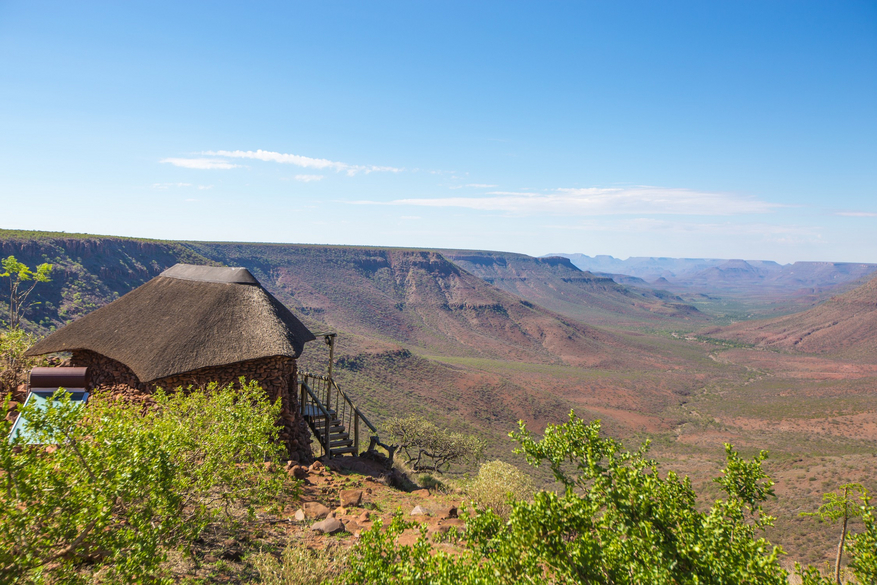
[550,253,877,297]
[439,250,704,326]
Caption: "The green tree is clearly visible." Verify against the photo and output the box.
[382,415,484,473]
[0,379,293,584]
[802,483,869,584]
[0,328,44,399]
[1,255,52,329]
[342,412,791,584]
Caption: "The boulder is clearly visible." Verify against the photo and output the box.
[302,502,331,519]
[288,465,308,480]
[340,489,364,507]
[311,518,345,534]
[410,505,431,516]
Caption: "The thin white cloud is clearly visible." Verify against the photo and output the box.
[202,149,401,176]
[197,185,213,190]
[152,182,192,189]
[836,211,877,217]
[449,183,499,190]
[160,158,241,170]
[294,174,325,182]
[351,186,780,216]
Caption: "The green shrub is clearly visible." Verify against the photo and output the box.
[465,460,534,519]
[343,412,792,584]
[0,379,293,584]
[0,328,45,398]
[848,496,877,584]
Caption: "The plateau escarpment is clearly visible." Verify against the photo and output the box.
[703,273,877,362]
[441,249,704,326]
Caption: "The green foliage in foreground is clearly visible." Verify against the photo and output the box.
[0,380,293,584]
[343,412,877,585]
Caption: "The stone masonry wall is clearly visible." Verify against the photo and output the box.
[68,350,313,463]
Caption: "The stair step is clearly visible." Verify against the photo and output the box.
[302,405,336,418]
[330,446,358,455]
[330,439,353,448]
[316,426,346,434]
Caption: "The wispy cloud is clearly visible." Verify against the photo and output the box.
[152,182,192,189]
[202,149,401,176]
[449,183,499,190]
[836,211,877,217]
[351,186,780,216]
[152,182,214,190]
[160,158,241,170]
[294,174,325,182]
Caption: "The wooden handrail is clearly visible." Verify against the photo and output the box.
[300,372,378,435]
[299,380,331,457]
[299,371,391,460]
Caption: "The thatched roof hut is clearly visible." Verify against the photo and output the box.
[26,264,315,382]
[25,264,317,462]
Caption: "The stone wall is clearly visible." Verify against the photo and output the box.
[68,350,313,463]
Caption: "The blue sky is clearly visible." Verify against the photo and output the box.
[1,1,875,263]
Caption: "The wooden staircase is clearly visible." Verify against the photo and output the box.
[299,372,392,460]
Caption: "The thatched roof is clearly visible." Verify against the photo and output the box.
[25,264,316,382]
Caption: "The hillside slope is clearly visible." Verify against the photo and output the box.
[0,232,217,328]
[441,250,704,327]
[703,274,877,362]
[187,243,633,368]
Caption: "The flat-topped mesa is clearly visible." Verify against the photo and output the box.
[24,263,318,463]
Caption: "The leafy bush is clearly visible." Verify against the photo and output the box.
[343,412,794,584]
[0,379,293,584]
[465,460,534,519]
[250,544,347,585]
[0,328,45,399]
[849,498,877,583]
[382,415,484,473]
